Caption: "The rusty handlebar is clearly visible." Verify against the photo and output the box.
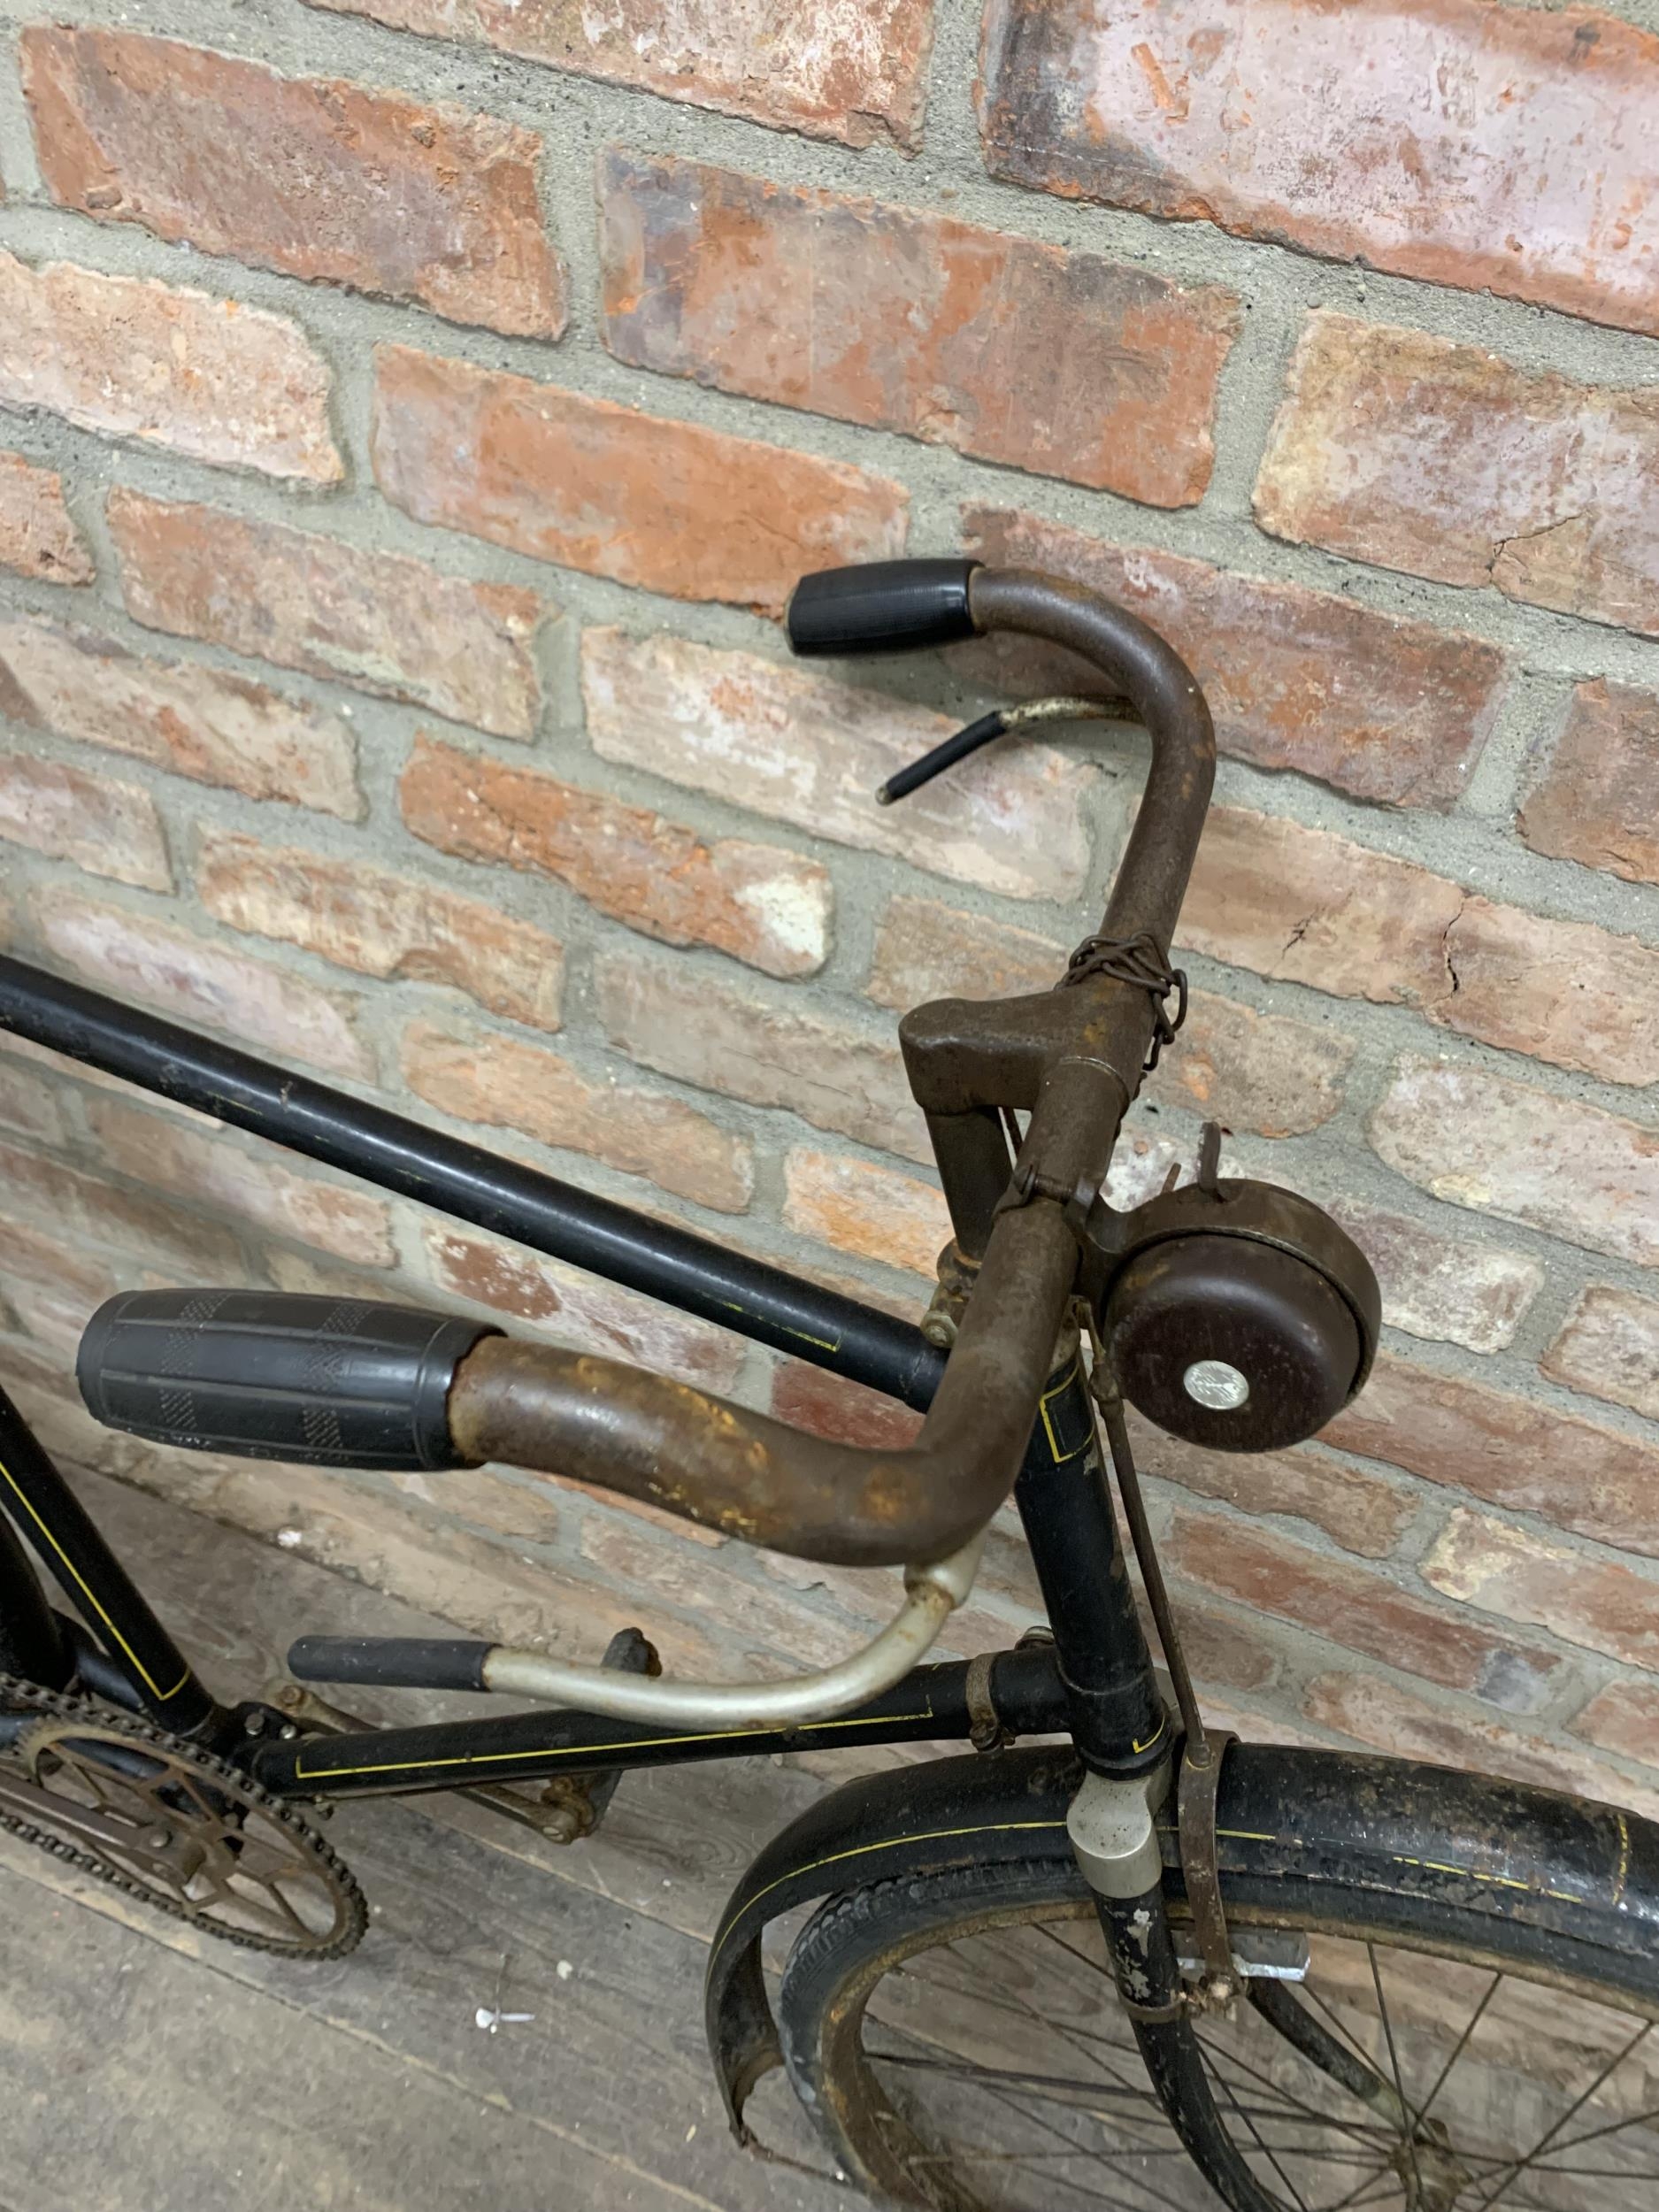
[441,563,1216,1566]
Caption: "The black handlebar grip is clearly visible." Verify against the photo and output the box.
[787,558,981,657]
[76,1290,501,1471]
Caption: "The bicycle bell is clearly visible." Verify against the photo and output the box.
[1095,1143,1379,1455]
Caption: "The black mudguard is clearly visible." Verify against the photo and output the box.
[705,1740,1659,2136]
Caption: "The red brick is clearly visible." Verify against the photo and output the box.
[782,1148,948,1282]
[979,0,1659,338]
[372,343,906,616]
[0,1209,119,1354]
[866,895,1062,1010]
[427,1467,562,1549]
[0,612,359,818]
[1328,1349,1659,1559]
[1256,315,1659,639]
[0,1134,243,1279]
[1167,1507,1562,1712]
[578,1509,861,1671]
[1423,1508,1659,1673]
[304,0,935,150]
[0,749,170,892]
[0,250,339,483]
[86,1096,394,1267]
[963,508,1505,810]
[1370,1056,1659,1272]
[35,888,372,1080]
[581,629,1094,902]
[400,735,830,980]
[770,1360,924,1452]
[1519,680,1659,890]
[1323,1198,1541,1356]
[401,1017,751,1215]
[23,29,563,340]
[109,491,544,740]
[422,1224,744,1394]
[1542,1287,1659,1423]
[1573,1681,1659,1777]
[196,828,565,1035]
[0,1056,68,1146]
[265,1248,398,1309]
[1307,1672,1659,1822]
[0,450,91,584]
[1132,1414,1414,1561]
[866,894,1351,1138]
[1182,808,1659,1087]
[600,150,1238,509]
[595,948,927,1164]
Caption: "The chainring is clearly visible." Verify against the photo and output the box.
[0,1671,367,1958]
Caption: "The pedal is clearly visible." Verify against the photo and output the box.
[557,1625,660,1833]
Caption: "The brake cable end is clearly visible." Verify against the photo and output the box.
[876,695,1134,807]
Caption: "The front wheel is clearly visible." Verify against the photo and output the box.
[778,1849,1659,2210]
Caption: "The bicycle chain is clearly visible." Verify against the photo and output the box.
[0,1670,368,1959]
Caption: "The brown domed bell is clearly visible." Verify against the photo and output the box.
[1099,1177,1379,1455]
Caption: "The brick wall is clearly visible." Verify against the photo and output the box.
[1,0,1657,1811]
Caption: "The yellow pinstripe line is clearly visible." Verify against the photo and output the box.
[0,1451,188,1702]
[710,1817,1071,1966]
[294,1704,942,1782]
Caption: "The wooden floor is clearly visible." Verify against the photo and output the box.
[0,1466,848,2212]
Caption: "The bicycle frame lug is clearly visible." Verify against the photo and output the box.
[1065,1760,1171,1899]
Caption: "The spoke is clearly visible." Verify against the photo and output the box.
[1300,1979,1395,2087]
[1201,2038,1311,2212]
[1508,2165,1659,2179]
[1367,1943,1423,2204]
[869,2011,1176,2153]
[893,1942,1140,2069]
[1199,2031,1402,2153]
[1532,2086,1659,2162]
[1337,2176,1405,2212]
[939,2068,1202,2212]
[1411,1966,1501,2133]
[1037,1921,1114,1978]
[1319,2157,1404,2212]
[872,2051,1170,2108]
[1474,2018,1652,2211]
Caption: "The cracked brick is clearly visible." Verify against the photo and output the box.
[1182,810,1659,1085]
[1255,314,1659,637]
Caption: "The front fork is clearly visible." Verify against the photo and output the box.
[1072,1778,1286,2212]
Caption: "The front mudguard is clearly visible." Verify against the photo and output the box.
[705,1740,1659,2136]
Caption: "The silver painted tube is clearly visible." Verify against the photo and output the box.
[479,1526,987,1730]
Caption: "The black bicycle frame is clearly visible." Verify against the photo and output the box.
[0,954,1166,1795]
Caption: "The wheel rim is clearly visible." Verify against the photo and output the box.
[806,1898,1659,2211]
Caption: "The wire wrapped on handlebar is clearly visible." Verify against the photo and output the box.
[1059,929,1187,1074]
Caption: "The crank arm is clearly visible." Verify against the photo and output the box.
[0,1763,194,1878]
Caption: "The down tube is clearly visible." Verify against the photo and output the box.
[249,1647,1071,1801]
[0,1386,215,1731]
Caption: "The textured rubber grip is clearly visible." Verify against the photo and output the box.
[77,1290,500,1471]
[787,558,981,657]
[286,1635,493,1692]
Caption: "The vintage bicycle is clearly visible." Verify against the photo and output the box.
[1,561,1655,2210]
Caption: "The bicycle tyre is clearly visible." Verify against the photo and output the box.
[777,1810,1659,2209]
